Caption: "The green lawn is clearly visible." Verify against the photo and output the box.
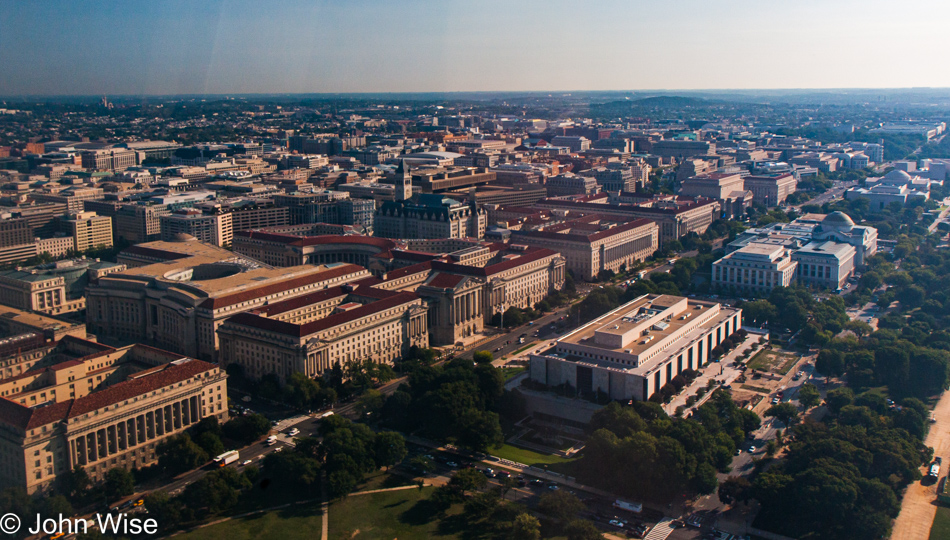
[748,349,800,375]
[512,343,536,355]
[500,366,526,381]
[176,501,325,540]
[930,505,950,540]
[330,486,462,540]
[491,443,574,467]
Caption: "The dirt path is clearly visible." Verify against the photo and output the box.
[891,391,950,539]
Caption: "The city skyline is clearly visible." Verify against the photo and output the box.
[2,0,950,96]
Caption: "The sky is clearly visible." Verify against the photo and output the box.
[1,0,949,96]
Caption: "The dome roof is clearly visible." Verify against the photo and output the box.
[882,169,912,184]
[171,233,197,242]
[821,211,855,232]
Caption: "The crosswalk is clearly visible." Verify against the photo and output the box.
[643,518,675,540]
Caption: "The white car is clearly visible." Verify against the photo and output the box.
[288,428,299,436]
[242,460,252,466]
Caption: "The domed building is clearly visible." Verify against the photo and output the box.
[812,211,877,267]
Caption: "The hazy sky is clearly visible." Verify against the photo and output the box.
[2,0,949,95]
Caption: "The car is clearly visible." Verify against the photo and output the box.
[547,482,559,490]
[242,460,252,466]
[496,470,510,479]
[735,448,741,456]
[529,479,544,487]
[287,428,299,436]
[446,461,458,468]
[609,519,626,528]
[274,446,283,453]
[771,397,780,404]
[517,478,527,487]
[748,445,756,453]
[686,514,704,528]
[133,498,145,507]
[483,468,496,478]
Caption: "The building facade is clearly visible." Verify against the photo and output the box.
[530,294,741,401]
[0,337,227,494]
[712,243,798,293]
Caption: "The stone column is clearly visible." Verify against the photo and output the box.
[116,422,126,451]
[165,405,174,433]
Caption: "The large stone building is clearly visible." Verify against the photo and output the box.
[86,237,370,360]
[792,241,856,290]
[80,148,138,171]
[743,173,797,207]
[60,211,114,252]
[678,173,752,219]
[712,243,798,293]
[375,194,487,240]
[0,336,227,494]
[534,193,720,246]
[232,230,399,268]
[0,259,124,315]
[217,281,429,383]
[509,215,658,280]
[530,294,741,401]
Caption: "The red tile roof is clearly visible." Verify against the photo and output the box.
[424,273,466,289]
[0,359,218,431]
[224,292,420,338]
[431,247,558,277]
[383,261,432,281]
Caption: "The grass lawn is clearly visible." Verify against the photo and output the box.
[930,505,950,540]
[491,443,575,467]
[330,486,462,540]
[741,384,771,394]
[176,501,325,540]
[500,366,526,381]
[748,349,800,375]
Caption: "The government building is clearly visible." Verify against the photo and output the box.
[529,294,741,401]
[86,235,369,360]
[0,336,227,494]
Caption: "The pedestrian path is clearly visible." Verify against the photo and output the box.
[643,518,675,540]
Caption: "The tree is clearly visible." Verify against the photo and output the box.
[718,476,752,505]
[538,490,585,518]
[58,465,91,502]
[511,513,541,540]
[223,413,271,444]
[357,389,385,419]
[157,434,209,475]
[473,350,494,364]
[449,468,487,495]
[799,383,822,409]
[143,491,181,531]
[565,519,602,540]
[103,468,134,501]
[373,431,407,470]
[182,467,249,513]
[464,491,500,521]
[826,387,854,414]
[765,403,800,427]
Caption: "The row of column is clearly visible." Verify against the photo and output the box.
[70,396,200,467]
[453,290,480,325]
[408,312,427,339]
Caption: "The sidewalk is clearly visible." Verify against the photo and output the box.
[665,333,762,415]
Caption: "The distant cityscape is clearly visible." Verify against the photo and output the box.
[0,90,948,540]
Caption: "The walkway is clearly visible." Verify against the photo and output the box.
[890,389,950,539]
[643,518,676,540]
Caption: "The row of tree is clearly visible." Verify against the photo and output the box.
[577,392,760,501]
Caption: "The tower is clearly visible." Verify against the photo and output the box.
[395,159,412,202]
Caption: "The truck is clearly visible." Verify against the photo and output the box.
[518,334,526,344]
[612,499,643,513]
[214,450,240,467]
[265,435,278,446]
[931,457,942,479]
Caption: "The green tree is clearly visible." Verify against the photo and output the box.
[511,513,541,540]
[58,465,91,502]
[143,491,181,531]
[765,402,800,427]
[157,433,209,475]
[103,468,135,501]
[373,431,407,470]
[223,413,271,444]
[565,519,602,540]
[826,387,854,414]
[718,476,752,505]
[538,490,585,518]
[473,350,494,364]
[449,468,488,495]
[799,383,822,409]
[463,490,500,521]
[357,389,385,419]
